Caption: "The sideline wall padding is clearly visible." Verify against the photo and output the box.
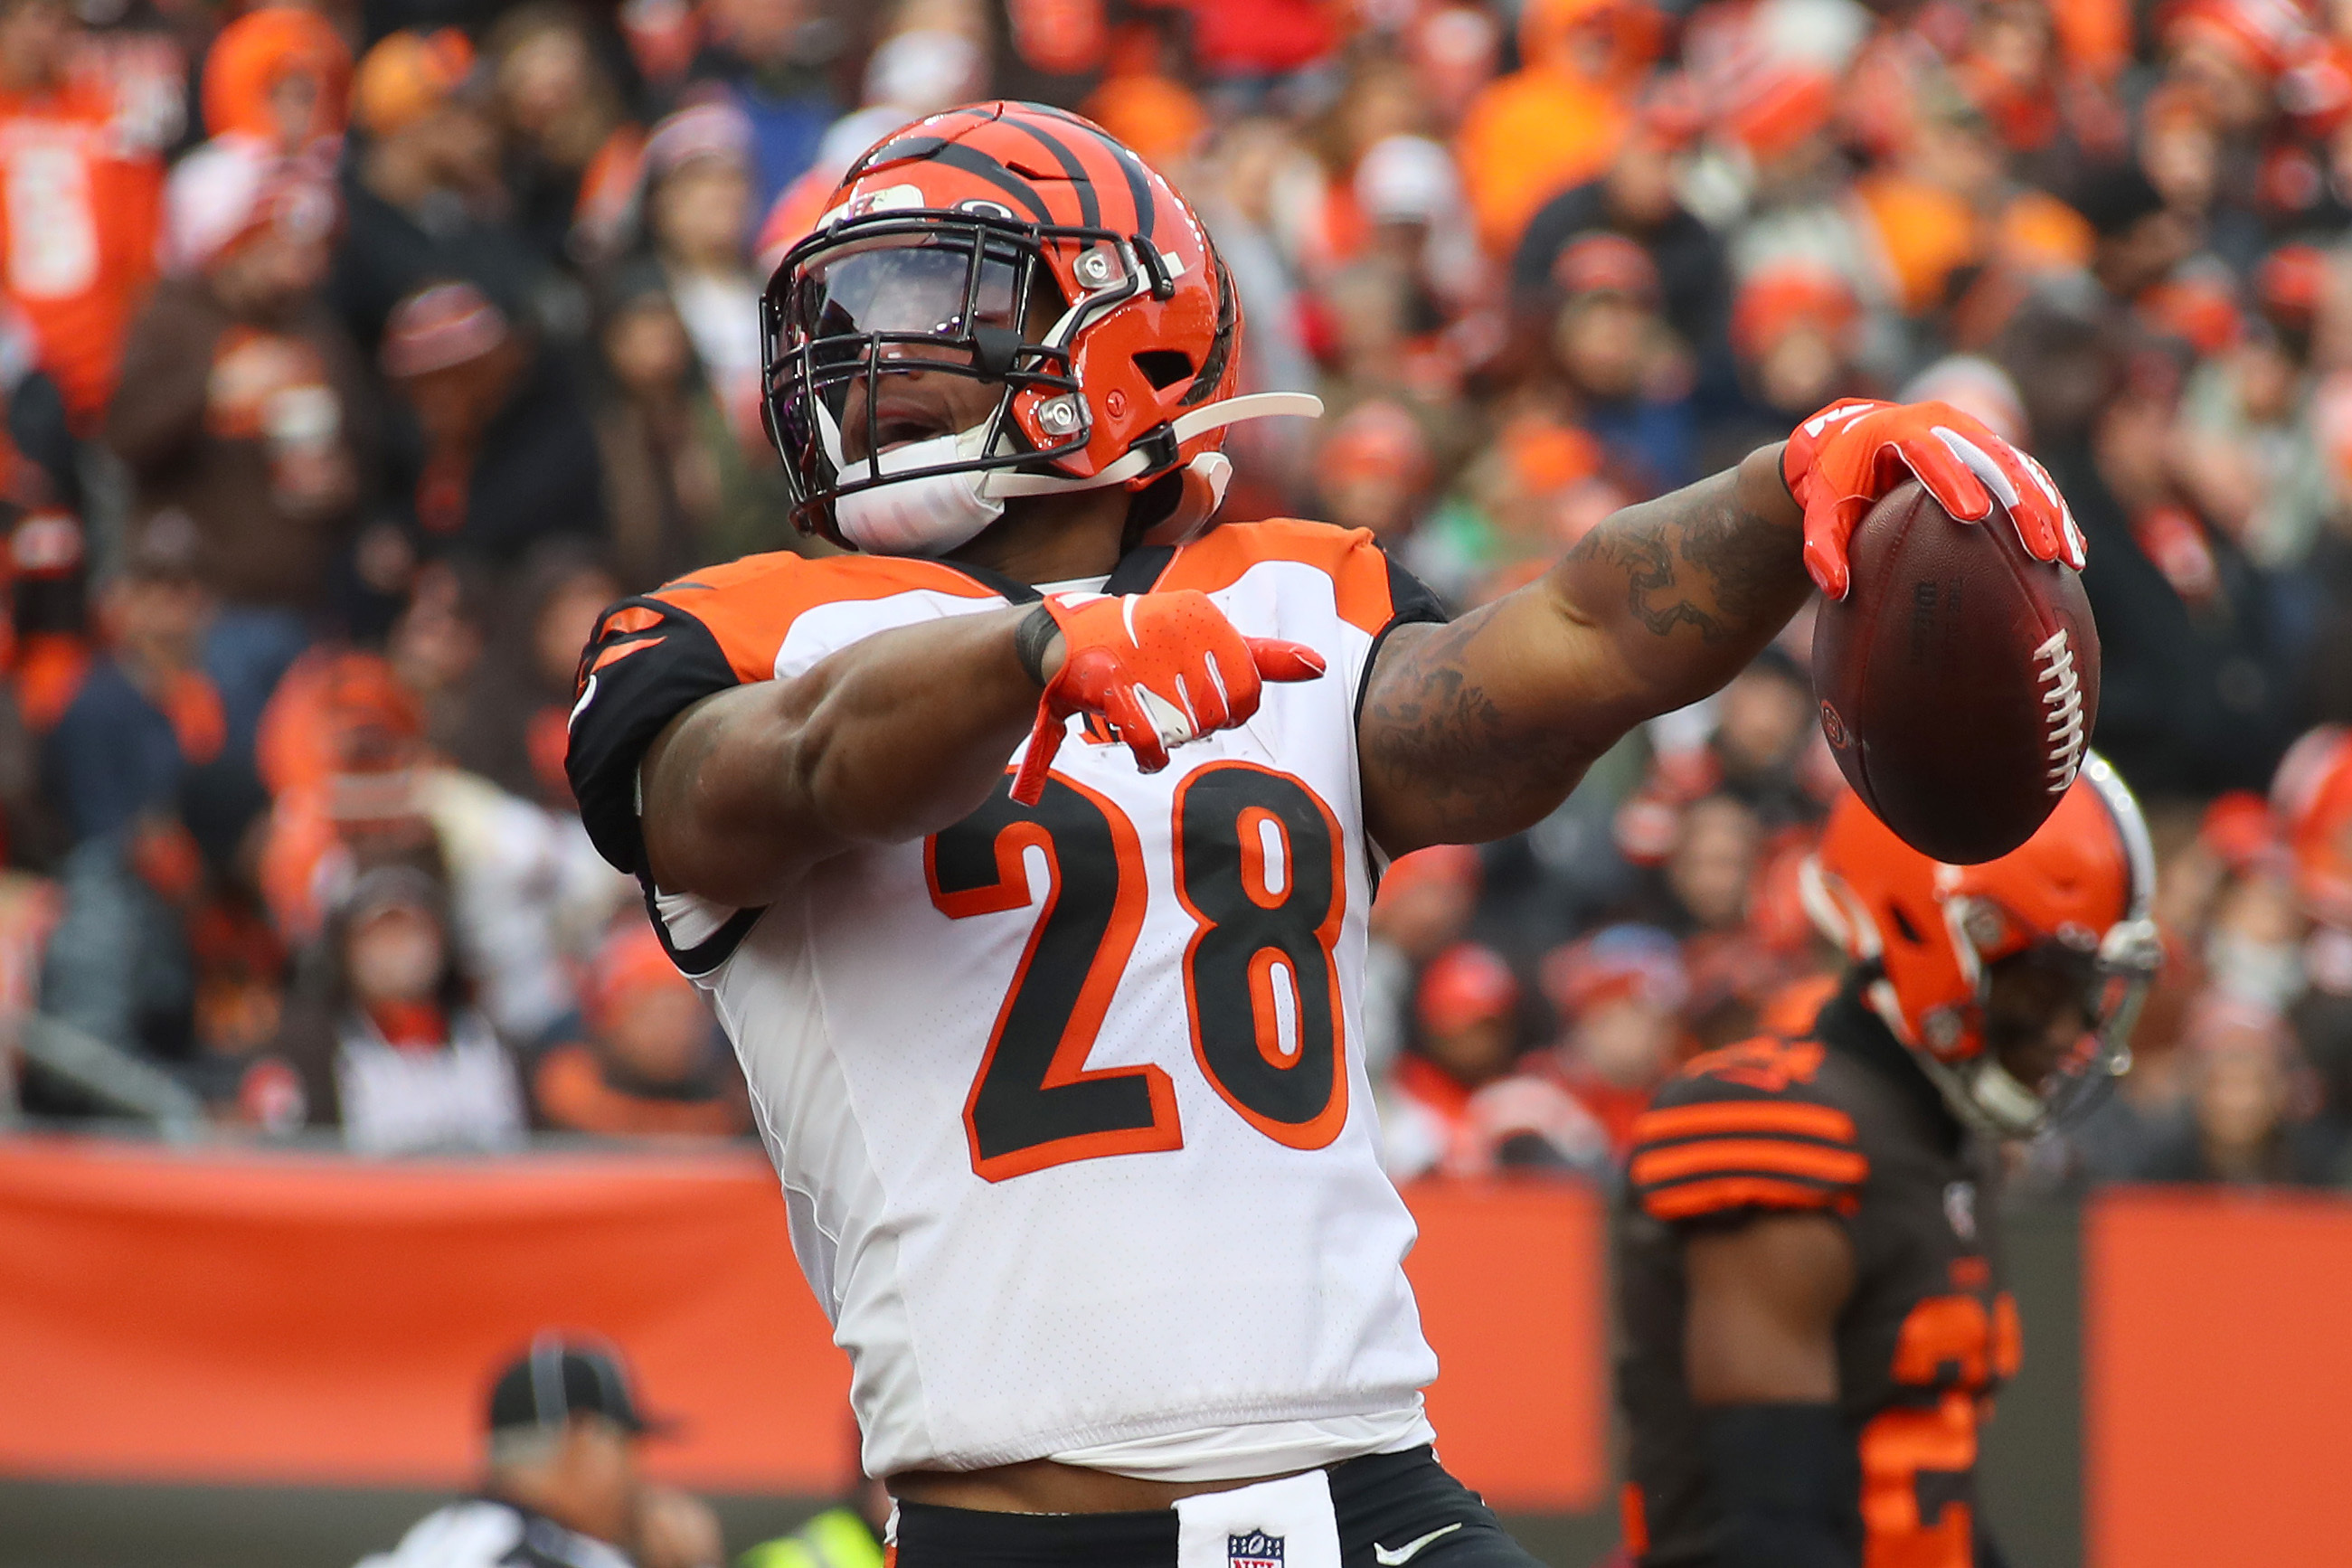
[2086,1187,2352,1568]
[0,1139,1608,1509]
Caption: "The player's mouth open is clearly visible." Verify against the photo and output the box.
[876,416,946,453]
[846,386,984,462]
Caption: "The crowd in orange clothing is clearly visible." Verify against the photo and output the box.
[0,0,2347,1185]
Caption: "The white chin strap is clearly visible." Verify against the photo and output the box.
[831,392,1322,558]
[832,423,1006,557]
[832,392,1326,557]
[979,392,1323,498]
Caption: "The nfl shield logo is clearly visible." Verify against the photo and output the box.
[1230,1530,1285,1568]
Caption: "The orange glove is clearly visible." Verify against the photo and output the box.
[1783,399,2087,599]
[1009,590,1327,806]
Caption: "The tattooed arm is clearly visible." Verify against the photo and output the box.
[1360,443,1810,854]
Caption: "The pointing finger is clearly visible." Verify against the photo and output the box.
[1245,638,1327,683]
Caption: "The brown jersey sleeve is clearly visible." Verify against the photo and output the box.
[1628,1037,1870,1222]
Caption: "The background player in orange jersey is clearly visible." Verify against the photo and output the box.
[1617,757,2162,1568]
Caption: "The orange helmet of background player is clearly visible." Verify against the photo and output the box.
[760,101,1318,552]
[1802,752,2162,1135]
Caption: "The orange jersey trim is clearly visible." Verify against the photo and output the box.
[1642,1174,1856,1221]
[1629,1137,1869,1188]
[652,553,1003,684]
[1632,1099,1858,1148]
[1157,519,1401,636]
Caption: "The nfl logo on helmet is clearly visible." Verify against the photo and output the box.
[1230,1530,1285,1568]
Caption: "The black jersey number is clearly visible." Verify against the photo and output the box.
[926,762,1348,1181]
[1171,763,1350,1149]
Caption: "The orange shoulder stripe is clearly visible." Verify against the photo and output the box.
[1642,1175,1852,1221]
[1157,519,1397,635]
[652,553,1002,683]
[1629,1137,1869,1189]
[1632,1100,1857,1148]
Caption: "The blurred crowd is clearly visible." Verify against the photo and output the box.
[0,0,2347,1191]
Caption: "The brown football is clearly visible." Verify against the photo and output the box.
[1811,478,2099,864]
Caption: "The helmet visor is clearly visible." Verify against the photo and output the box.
[762,215,1091,529]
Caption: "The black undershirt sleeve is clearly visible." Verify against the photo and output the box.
[564,597,740,878]
[1702,1403,1863,1568]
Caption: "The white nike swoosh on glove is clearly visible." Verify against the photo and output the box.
[1373,1522,1463,1564]
[1135,685,1198,747]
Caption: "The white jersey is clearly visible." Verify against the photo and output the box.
[566,522,1450,1478]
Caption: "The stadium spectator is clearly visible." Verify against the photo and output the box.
[39,513,216,852]
[1456,0,1644,257]
[34,517,213,1063]
[486,5,645,278]
[1384,940,1524,1179]
[384,558,489,760]
[532,920,746,1139]
[1365,842,1482,1078]
[255,650,585,1045]
[380,279,608,570]
[1313,398,1435,546]
[109,145,368,647]
[2047,333,2300,798]
[2131,991,2350,1184]
[1658,791,1765,937]
[447,539,618,808]
[356,1337,723,1568]
[642,96,765,449]
[1512,81,1725,373]
[593,260,797,586]
[0,0,161,429]
[1545,231,1697,489]
[689,0,843,213]
[1384,940,1609,1180]
[332,29,538,356]
[198,5,352,162]
[268,861,525,1153]
[1536,923,1688,1155]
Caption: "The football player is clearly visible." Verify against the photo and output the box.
[565,102,2084,1568]
[1616,757,2162,1568]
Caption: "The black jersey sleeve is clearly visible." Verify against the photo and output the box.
[1628,1036,1870,1223]
[563,596,741,878]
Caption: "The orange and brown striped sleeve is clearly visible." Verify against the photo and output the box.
[1627,1091,1868,1222]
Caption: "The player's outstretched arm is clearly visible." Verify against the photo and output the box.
[1359,443,1811,854]
[1358,399,2083,854]
[638,607,1048,907]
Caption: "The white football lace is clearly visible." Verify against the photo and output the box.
[2036,628,2087,794]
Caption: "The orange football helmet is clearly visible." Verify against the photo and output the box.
[1800,753,2161,1136]
[760,101,1317,552]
